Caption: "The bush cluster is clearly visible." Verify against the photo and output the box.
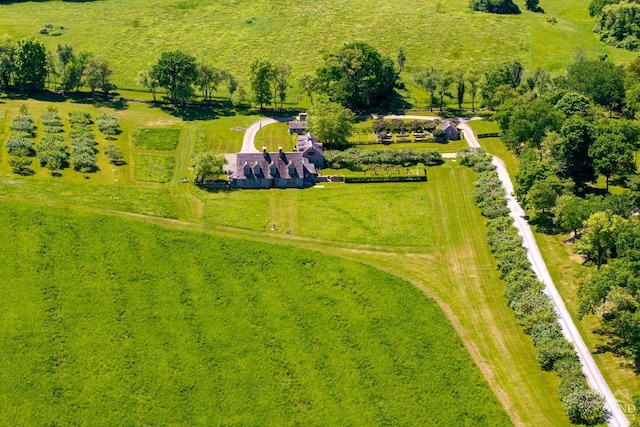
[41,108,64,134]
[469,0,521,14]
[458,147,606,426]
[372,119,439,134]
[344,175,427,183]
[325,148,442,170]
[96,114,120,136]
[69,110,96,172]
[6,108,36,174]
[37,134,67,171]
[9,113,35,135]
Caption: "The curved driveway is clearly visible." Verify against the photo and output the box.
[241,116,293,153]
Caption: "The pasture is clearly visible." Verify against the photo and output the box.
[0,198,512,426]
[0,0,634,94]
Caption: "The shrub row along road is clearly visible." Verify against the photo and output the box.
[458,120,629,427]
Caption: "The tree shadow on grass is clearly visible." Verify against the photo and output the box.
[529,211,561,235]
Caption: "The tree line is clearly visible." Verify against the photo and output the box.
[459,147,606,426]
[481,51,640,383]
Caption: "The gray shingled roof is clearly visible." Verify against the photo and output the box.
[232,150,316,179]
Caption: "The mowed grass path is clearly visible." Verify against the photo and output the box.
[0,199,511,426]
[198,162,572,425]
[0,0,634,91]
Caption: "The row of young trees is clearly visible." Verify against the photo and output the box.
[458,147,606,426]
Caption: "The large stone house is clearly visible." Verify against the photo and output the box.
[230,146,318,189]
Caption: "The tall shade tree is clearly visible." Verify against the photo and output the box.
[273,65,290,110]
[151,50,198,105]
[13,37,47,90]
[566,58,625,115]
[574,211,620,269]
[197,62,224,101]
[415,67,440,112]
[138,70,158,101]
[455,70,466,109]
[558,115,596,186]
[193,151,226,181]
[307,97,355,148]
[298,74,318,105]
[589,132,636,191]
[497,98,563,152]
[437,71,454,112]
[85,56,113,95]
[315,42,398,110]
[466,70,480,112]
[249,58,274,109]
[554,194,593,237]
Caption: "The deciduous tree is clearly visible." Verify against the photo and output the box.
[151,50,198,105]
[307,97,355,148]
[249,58,273,109]
[13,37,47,90]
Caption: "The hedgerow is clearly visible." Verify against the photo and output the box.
[325,148,442,170]
[457,147,606,425]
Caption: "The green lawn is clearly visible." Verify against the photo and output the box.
[0,0,634,95]
[0,198,511,426]
[134,154,175,183]
[133,128,180,150]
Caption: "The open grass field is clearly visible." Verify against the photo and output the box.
[0,198,512,426]
[0,0,635,93]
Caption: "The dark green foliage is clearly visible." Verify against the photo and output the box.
[589,0,619,16]
[13,37,47,90]
[458,149,606,423]
[497,98,563,152]
[558,115,596,185]
[325,148,442,170]
[151,50,198,104]
[594,2,640,51]
[481,61,524,108]
[469,0,521,14]
[315,42,398,110]
[0,200,512,426]
[248,58,273,109]
[554,92,593,117]
[343,175,427,183]
[566,58,626,112]
[525,0,542,12]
